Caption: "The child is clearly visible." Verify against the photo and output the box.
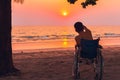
[74,22,93,50]
[74,22,94,64]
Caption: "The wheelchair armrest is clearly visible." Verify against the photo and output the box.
[98,45,103,49]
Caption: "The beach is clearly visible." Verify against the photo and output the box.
[0,46,120,80]
[10,1,120,79]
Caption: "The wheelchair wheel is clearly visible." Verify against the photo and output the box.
[73,52,80,80]
[94,49,104,80]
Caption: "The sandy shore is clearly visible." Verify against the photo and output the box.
[0,46,120,80]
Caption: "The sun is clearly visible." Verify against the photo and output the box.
[62,11,68,16]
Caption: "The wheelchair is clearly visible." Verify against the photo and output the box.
[73,38,104,80]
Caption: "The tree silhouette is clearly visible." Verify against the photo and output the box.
[0,0,20,76]
[14,0,98,7]
[67,0,98,8]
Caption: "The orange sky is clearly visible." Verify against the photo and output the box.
[12,0,120,26]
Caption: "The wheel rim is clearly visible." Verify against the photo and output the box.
[95,52,103,80]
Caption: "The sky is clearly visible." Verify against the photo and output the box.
[12,0,120,26]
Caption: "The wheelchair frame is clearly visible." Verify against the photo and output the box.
[73,44,104,80]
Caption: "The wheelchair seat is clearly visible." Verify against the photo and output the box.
[79,39,100,59]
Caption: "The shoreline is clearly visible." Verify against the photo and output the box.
[12,45,120,53]
[12,37,120,53]
[12,47,75,53]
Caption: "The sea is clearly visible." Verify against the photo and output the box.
[12,26,120,51]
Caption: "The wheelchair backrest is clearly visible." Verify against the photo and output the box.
[80,39,99,59]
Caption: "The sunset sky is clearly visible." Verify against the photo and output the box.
[12,0,120,26]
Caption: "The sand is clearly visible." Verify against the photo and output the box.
[0,46,120,80]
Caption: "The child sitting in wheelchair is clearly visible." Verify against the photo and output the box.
[74,21,97,64]
[73,22,103,80]
[74,21,93,49]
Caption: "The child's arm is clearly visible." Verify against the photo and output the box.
[75,36,81,52]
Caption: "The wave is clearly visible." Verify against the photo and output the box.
[12,34,75,43]
[103,33,120,37]
[12,33,120,43]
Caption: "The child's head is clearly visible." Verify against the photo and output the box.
[74,22,84,33]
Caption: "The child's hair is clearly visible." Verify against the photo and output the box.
[74,22,84,33]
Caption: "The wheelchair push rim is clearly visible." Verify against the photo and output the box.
[94,50,104,80]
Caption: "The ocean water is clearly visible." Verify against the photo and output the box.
[12,26,120,50]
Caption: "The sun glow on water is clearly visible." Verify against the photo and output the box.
[62,38,68,47]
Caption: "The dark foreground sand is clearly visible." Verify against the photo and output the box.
[0,46,120,80]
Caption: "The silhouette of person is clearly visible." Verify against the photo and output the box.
[74,22,93,50]
[73,21,94,64]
